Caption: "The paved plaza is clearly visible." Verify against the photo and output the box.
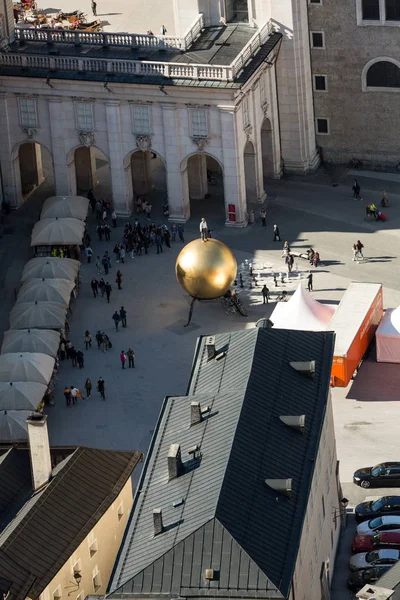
[2,170,400,598]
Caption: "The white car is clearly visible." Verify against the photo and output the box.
[357,516,400,536]
[349,549,400,571]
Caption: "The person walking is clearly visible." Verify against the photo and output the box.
[127,347,135,368]
[102,332,110,353]
[99,278,106,297]
[178,223,185,243]
[95,256,102,275]
[381,189,389,207]
[104,223,111,241]
[356,239,364,260]
[352,179,363,200]
[84,330,92,350]
[91,277,99,298]
[200,218,208,241]
[307,272,313,292]
[160,24,167,35]
[111,209,117,228]
[261,285,270,304]
[85,245,93,264]
[260,207,266,226]
[120,306,127,327]
[91,0,97,15]
[95,330,103,349]
[70,346,77,368]
[155,231,163,254]
[97,377,106,400]
[171,222,177,241]
[76,349,84,369]
[120,350,127,369]
[352,243,358,261]
[116,270,122,290]
[59,340,66,361]
[112,310,121,331]
[163,227,171,249]
[84,377,92,399]
[65,339,72,359]
[120,246,125,263]
[273,224,281,242]
[105,282,112,302]
[64,385,72,407]
[286,253,294,273]
[70,385,78,405]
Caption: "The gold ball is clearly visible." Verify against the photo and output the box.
[176,238,237,299]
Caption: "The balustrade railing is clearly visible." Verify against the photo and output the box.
[4,17,273,82]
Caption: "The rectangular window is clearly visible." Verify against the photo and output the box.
[117,501,124,521]
[53,587,62,600]
[309,0,322,3]
[316,117,329,134]
[314,74,327,91]
[243,97,250,126]
[386,0,400,20]
[89,538,98,557]
[191,109,208,138]
[260,75,266,105]
[75,102,94,131]
[93,569,102,592]
[133,105,152,134]
[18,97,38,128]
[322,495,325,519]
[362,0,380,18]
[331,530,334,548]
[311,31,325,48]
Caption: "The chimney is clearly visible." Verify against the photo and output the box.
[26,414,52,492]
[191,402,202,426]
[168,444,182,479]
[205,336,216,360]
[153,508,164,536]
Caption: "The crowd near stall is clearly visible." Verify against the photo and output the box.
[0,195,87,441]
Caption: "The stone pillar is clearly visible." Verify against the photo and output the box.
[131,150,152,196]
[249,85,266,203]
[162,104,188,223]
[0,93,20,207]
[219,106,247,227]
[48,97,70,196]
[187,153,207,200]
[74,146,96,192]
[105,100,132,215]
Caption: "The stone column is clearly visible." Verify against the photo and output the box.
[0,93,20,207]
[48,97,70,196]
[219,106,247,227]
[187,153,207,200]
[162,104,188,223]
[105,100,132,215]
[250,85,267,203]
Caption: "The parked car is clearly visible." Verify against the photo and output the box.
[349,548,400,571]
[353,463,400,488]
[347,566,391,590]
[352,532,400,553]
[357,516,400,536]
[355,496,400,522]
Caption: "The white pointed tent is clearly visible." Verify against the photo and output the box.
[376,307,400,363]
[270,283,336,331]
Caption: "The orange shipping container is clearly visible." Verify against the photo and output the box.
[329,283,383,387]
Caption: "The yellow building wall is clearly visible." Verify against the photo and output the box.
[39,477,133,600]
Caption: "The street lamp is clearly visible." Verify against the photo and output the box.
[332,497,349,526]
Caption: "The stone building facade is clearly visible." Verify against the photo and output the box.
[309,0,400,168]
[0,0,320,224]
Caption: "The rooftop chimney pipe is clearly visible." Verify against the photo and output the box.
[190,402,202,426]
[168,444,182,480]
[153,508,164,536]
[26,414,52,492]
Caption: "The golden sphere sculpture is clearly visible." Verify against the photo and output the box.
[175,238,237,300]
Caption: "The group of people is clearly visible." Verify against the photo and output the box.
[64,377,106,404]
[306,247,321,268]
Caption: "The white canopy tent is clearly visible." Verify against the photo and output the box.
[1,329,60,358]
[21,257,80,282]
[270,283,336,331]
[41,196,89,220]
[31,218,85,247]
[0,352,55,385]
[0,410,41,442]
[17,278,75,305]
[376,307,400,363]
[10,301,67,330]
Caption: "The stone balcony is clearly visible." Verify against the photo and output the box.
[0,19,282,85]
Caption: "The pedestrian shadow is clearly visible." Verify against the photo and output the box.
[322,259,345,266]
[97,12,122,15]
[313,288,347,292]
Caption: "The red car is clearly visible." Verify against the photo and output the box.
[352,532,400,553]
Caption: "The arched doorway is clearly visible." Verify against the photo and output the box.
[74,146,111,198]
[130,149,167,214]
[261,118,274,179]
[244,140,257,203]
[18,142,54,203]
[183,153,225,224]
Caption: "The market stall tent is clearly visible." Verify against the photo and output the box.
[1,329,60,358]
[31,218,85,247]
[41,196,89,220]
[270,283,336,331]
[0,382,48,411]
[0,352,55,385]
[376,307,400,363]
[0,410,41,443]
[17,278,75,305]
[21,257,80,282]
[10,301,67,330]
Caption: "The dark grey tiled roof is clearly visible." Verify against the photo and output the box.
[109,328,335,600]
[0,447,143,600]
[0,30,282,88]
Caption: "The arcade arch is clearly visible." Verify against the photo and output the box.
[14,142,55,205]
[260,118,274,179]
[181,152,226,224]
[71,146,111,198]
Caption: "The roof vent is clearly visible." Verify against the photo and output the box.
[289,360,316,378]
[204,569,215,580]
[188,444,201,460]
[265,478,292,497]
[279,415,306,433]
[153,508,164,536]
[168,444,182,480]
[205,336,216,360]
[190,401,211,426]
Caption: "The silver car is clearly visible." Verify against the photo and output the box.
[349,549,400,571]
[357,516,400,536]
